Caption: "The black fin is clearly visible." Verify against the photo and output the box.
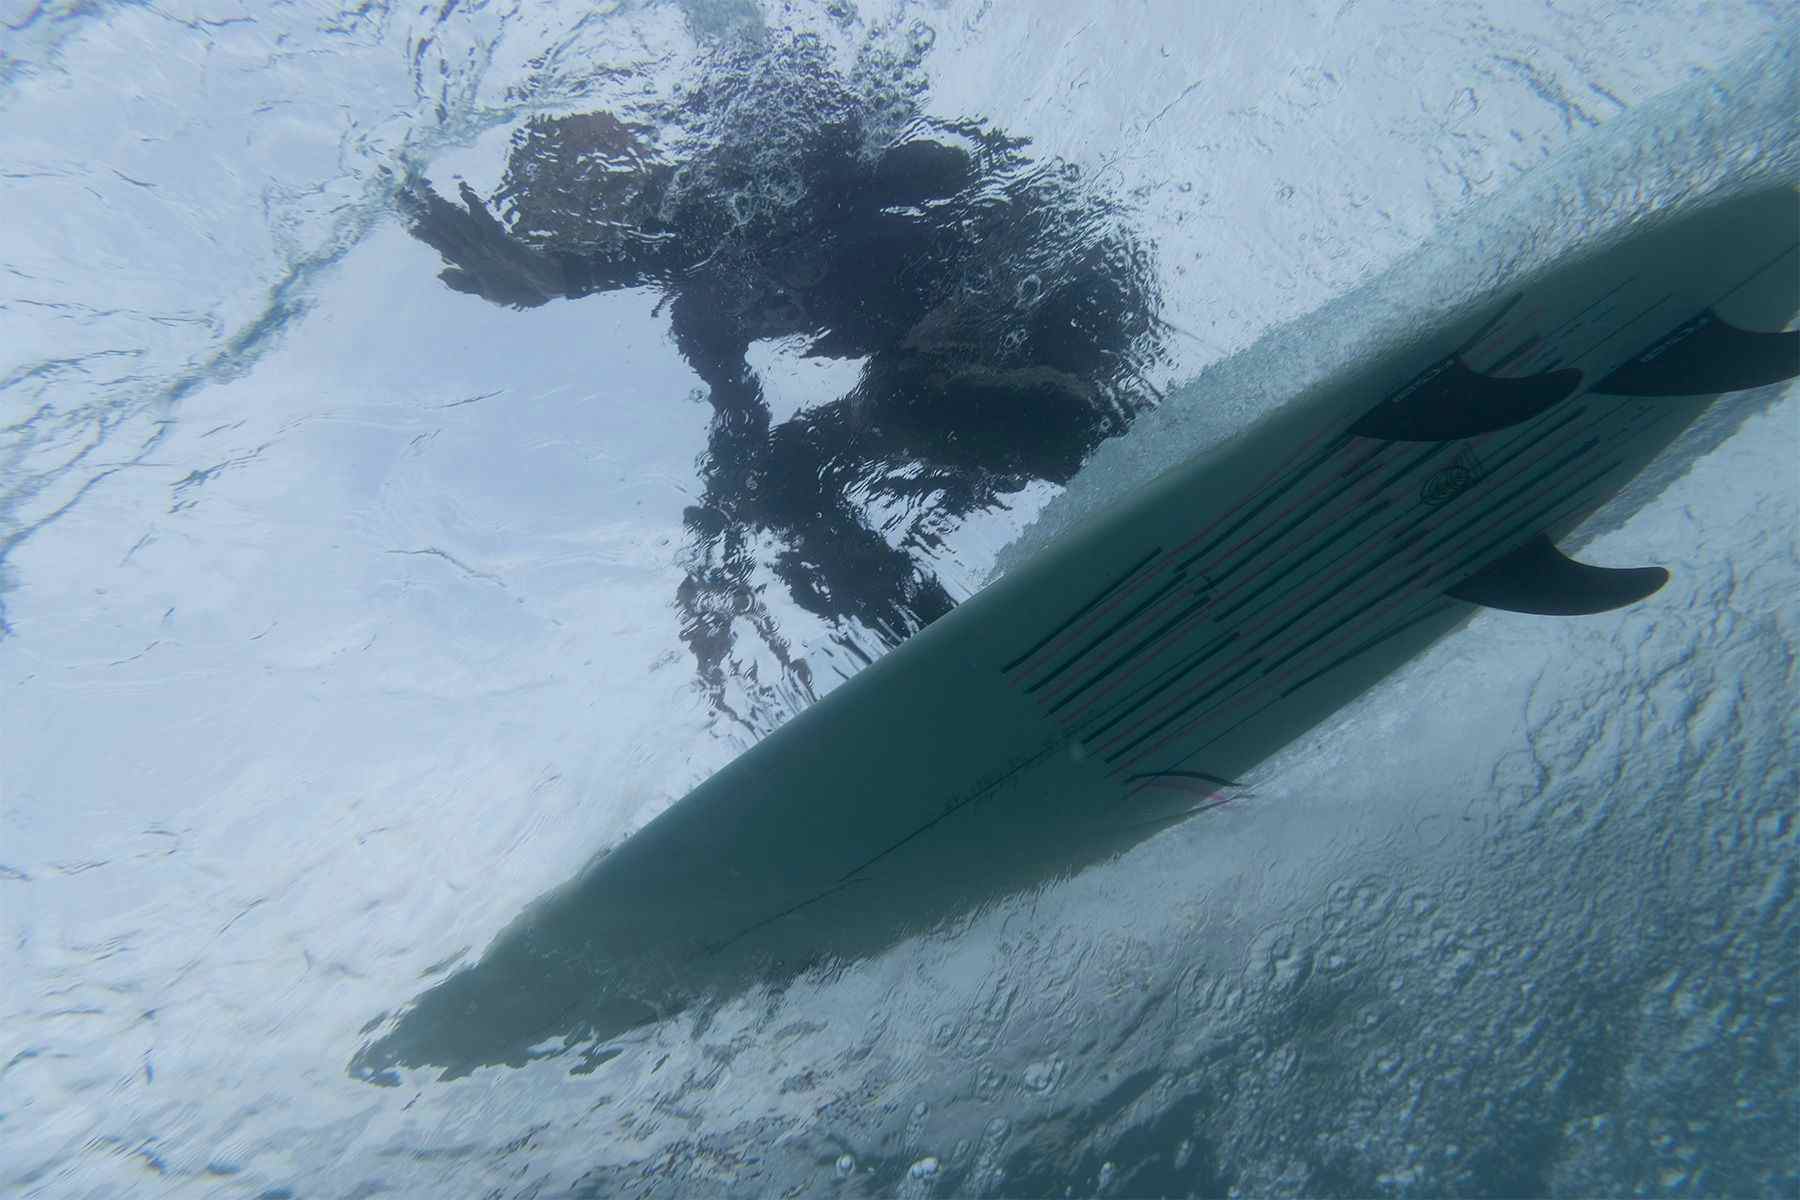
[1446,533,1667,616]
[1350,359,1582,441]
[1593,310,1800,396]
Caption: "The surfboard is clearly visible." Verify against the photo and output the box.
[354,185,1798,1081]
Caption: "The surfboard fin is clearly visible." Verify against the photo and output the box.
[1445,533,1668,616]
[1592,310,1800,396]
[1350,359,1582,441]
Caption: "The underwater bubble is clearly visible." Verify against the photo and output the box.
[1022,1056,1064,1092]
[767,170,805,208]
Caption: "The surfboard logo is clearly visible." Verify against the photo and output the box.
[1418,447,1485,507]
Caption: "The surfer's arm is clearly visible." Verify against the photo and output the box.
[398,179,569,309]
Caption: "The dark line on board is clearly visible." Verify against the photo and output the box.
[1214,448,1633,759]
[1095,425,1565,754]
[1212,427,1492,630]
[832,741,1061,885]
[1177,406,1606,693]
[1134,594,1455,781]
[1568,291,1675,366]
[1213,494,1397,624]
[1171,436,1352,577]
[1534,274,1638,348]
[1001,546,1162,673]
[1713,238,1800,309]
[1256,563,1432,676]
[1064,275,1732,776]
[1201,446,1397,601]
[1247,436,1614,681]
[1137,597,1457,777]
[1026,574,1188,693]
[700,878,866,957]
[1417,433,1605,567]
[1185,426,1468,642]
[1021,330,1657,779]
[1103,657,1263,763]
[1282,602,1458,699]
[1434,457,1628,588]
[1078,633,1239,744]
[1163,425,1351,568]
[1047,593,1215,713]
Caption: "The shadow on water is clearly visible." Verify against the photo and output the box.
[401,33,1166,733]
[353,33,1167,1083]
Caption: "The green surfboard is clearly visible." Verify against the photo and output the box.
[354,185,1797,1082]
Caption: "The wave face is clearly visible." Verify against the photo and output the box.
[1,2,1793,1196]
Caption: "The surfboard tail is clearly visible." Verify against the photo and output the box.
[1444,306,1796,618]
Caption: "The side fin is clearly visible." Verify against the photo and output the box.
[1593,310,1800,396]
[1446,533,1668,616]
[1350,359,1582,441]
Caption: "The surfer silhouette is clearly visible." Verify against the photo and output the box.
[400,36,1164,729]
